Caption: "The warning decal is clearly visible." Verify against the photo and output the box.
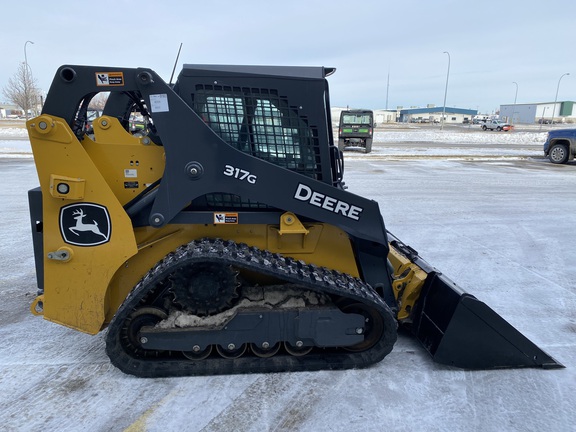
[214,213,238,224]
[95,72,124,86]
[149,94,169,113]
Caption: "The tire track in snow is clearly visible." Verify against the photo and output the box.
[199,372,344,432]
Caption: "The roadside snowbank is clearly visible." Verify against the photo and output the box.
[0,140,32,158]
[0,128,29,139]
[0,128,546,159]
[374,129,546,144]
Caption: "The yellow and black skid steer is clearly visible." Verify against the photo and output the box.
[26,64,562,377]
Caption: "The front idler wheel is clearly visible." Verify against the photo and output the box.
[341,303,384,352]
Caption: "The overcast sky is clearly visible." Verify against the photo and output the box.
[1,0,574,114]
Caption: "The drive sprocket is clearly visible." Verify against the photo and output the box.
[169,262,238,316]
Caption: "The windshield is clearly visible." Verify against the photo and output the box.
[341,113,372,125]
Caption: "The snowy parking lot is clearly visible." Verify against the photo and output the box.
[0,123,575,431]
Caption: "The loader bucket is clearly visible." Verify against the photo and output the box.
[411,271,564,369]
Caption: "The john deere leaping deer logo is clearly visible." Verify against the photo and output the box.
[59,203,111,246]
[69,208,107,238]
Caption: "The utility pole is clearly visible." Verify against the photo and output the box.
[551,73,569,125]
[511,82,518,124]
[441,51,450,130]
[385,68,390,110]
[24,40,34,120]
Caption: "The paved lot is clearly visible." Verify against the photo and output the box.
[0,143,575,431]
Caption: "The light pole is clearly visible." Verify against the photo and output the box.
[551,72,569,125]
[24,40,34,73]
[511,81,518,124]
[24,40,34,120]
[385,68,390,111]
[539,107,548,131]
[441,51,450,131]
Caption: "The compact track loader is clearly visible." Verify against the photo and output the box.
[26,64,562,377]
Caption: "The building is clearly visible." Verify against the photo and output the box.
[0,103,23,119]
[500,101,576,124]
[330,107,399,126]
[331,105,479,126]
[398,106,477,124]
[374,109,399,124]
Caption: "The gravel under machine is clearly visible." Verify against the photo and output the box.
[26,64,562,377]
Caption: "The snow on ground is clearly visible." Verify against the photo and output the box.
[345,128,545,160]
[0,126,546,159]
[0,140,33,158]
[2,128,28,138]
[0,127,575,432]
[0,122,33,158]
[373,129,546,144]
[0,126,29,139]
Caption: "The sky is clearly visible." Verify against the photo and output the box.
[1,0,575,114]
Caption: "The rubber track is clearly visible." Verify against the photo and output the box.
[105,238,398,377]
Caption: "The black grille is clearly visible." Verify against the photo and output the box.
[204,193,269,209]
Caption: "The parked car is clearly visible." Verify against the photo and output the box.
[543,128,576,164]
[481,120,513,131]
[539,119,560,125]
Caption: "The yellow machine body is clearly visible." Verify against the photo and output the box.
[27,116,364,334]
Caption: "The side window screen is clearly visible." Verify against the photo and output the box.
[193,85,321,179]
[202,96,244,145]
[252,99,317,172]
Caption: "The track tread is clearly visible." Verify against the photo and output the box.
[105,238,397,377]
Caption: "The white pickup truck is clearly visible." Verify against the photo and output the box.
[481,120,513,131]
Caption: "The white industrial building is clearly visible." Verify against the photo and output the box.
[398,106,477,124]
[334,101,576,126]
[331,107,399,126]
[373,109,399,124]
[0,103,22,118]
[500,101,576,124]
[332,106,478,126]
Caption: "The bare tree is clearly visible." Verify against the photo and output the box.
[2,62,41,120]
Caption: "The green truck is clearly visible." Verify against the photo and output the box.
[338,109,374,153]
